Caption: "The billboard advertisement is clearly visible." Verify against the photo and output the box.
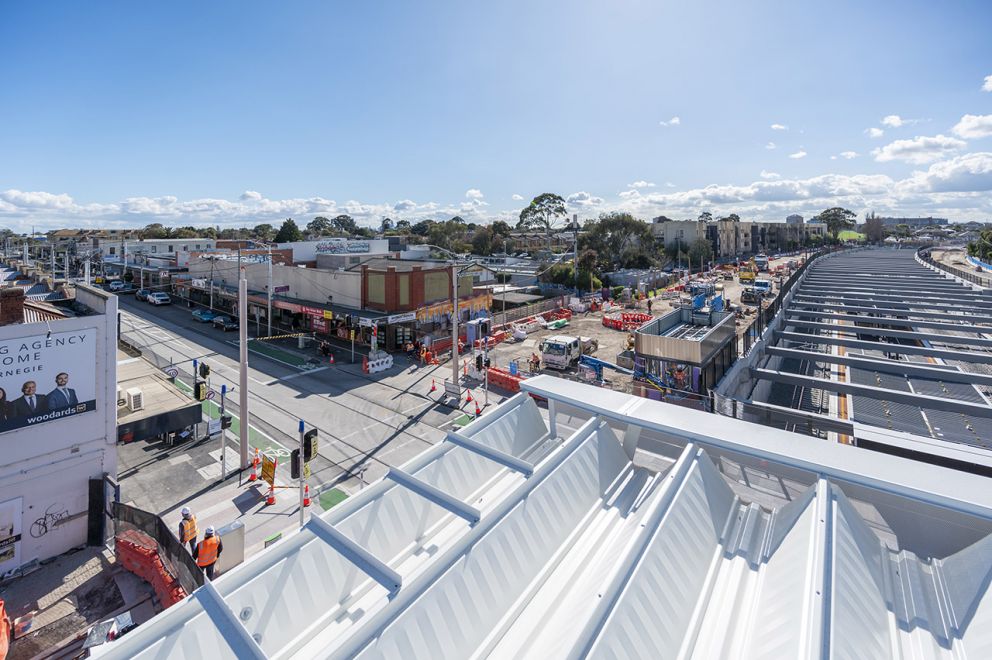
[0,329,97,434]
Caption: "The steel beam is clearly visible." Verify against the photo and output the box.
[785,319,992,348]
[785,309,992,333]
[801,280,977,294]
[792,294,989,314]
[751,368,992,418]
[797,287,992,307]
[788,301,992,324]
[764,345,992,387]
[387,468,481,524]
[774,330,992,364]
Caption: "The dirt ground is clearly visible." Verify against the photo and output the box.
[482,255,797,392]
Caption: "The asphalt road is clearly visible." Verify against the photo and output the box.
[116,295,498,492]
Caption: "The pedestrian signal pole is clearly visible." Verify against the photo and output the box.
[220,384,228,480]
[298,419,305,527]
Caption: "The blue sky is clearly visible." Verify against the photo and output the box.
[1,0,991,230]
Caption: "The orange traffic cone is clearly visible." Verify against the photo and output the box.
[303,484,311,507]
[248,449,259,482]
[430,378,437,393]
[265,483,276,506]
[465,389,473,403]
[329,354,335,366]
[474,400,482,416]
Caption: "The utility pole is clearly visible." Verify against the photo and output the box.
[209,258,215,310]
[238,270,249,471]
[450,263,460,398]
[267,245,273,337]
[298,420,305,527]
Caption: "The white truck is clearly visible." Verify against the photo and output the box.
[540,335,598,370]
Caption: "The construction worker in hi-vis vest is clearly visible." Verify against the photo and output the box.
[193,526,224,580]
[179,506,198,554]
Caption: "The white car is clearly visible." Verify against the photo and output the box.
[148,292,172,306]
[108,281,126,292]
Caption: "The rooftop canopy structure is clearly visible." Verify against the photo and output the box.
[97,377,992,659]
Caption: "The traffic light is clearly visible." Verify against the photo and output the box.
[199,362,210,379]
[479,319,490,336]
[303,428,318,463]
[194,381,207,401]
[220,415,232,430]
[290,448,301,479]
[476,354,484,371]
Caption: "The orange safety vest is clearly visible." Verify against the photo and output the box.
[196,536,220,567]
[180,515,198,543]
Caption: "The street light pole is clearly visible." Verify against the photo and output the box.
[450,263,460,397]
[238,270,249,471]
[267,245,273,337]
[298,420,305,527]
[220,384,228,480]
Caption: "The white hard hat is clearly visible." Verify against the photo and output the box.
[205,526,216,536]
[181,507,191,517]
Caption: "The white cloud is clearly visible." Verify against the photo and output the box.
[618,189,641,199]
[882,115,905,128]
[770,123,788,131]
[239,190,262,201]
[982,74,992,92]
[765,142,777,150]
[393,199,417,211]
[664,182,676,188]
[789,150,807,159]
[659,116,680,127]
[839,151,859,159]
[511,193,524,201]
[759,170,781,180]
[952,114,992,139]
[465,188,484,199]
[628,180,656,189]
[872,134,967,164]
[566,191,604,207]
[903,152,992,193]
[865,127,885,139]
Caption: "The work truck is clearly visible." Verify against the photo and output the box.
[540,335,599,370]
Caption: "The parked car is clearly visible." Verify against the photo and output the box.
[135,288,152,301]
[212,315,239,331]
[147,292,172,306]
[192,308,218,322]
[108,280,126,292]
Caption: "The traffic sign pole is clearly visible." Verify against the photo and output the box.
[220,384,228,480]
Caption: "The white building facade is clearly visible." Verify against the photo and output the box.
[0,285,118,574]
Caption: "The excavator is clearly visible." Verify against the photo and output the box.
[738,257,757,285]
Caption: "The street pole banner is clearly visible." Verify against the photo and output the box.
[0,329,97,434]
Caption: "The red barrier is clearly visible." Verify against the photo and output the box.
[486,366,525,393]
[116,532,189,609]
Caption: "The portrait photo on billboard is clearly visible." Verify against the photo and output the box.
[0,329,97,433]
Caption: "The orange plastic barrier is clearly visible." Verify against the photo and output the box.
[487,366,525,393]
[116,530,189,608]
[602,312,652,331]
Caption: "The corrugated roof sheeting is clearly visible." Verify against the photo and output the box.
[98,383,992,660]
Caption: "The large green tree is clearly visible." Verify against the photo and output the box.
[307,216,334,236]
[330,214,358,235]
[253,224,275,241]
[864,211,885,243]
[274,218,303,243]
[580,212,657,270]
[687,238,713,267]
[814,207,857,240]
[519,193,567,253]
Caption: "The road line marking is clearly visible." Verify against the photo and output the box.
[263,367,330,385]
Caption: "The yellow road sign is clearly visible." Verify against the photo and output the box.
[303,462,311,479]
[261,455,277,486]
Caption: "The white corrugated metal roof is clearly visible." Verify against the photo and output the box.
[97,378,992,659]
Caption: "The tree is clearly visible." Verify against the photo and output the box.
[307,216,333,236]
[274,218,303,243]
[967,229,992,261]
[519,193,567,253]
[813,207,857,240]
[410,219,433,237]
[698,211,713,223]
[471,227,494,255]
[719,213,740,223]
[141,223,169,239]
[864,211,885,243]
[490,220,512,237]
[687,238,713,267]
[394,219,411,233]
[379,217,394,233]
[580,212,656,270]
[253,224,275,241]
[330,214,358,235]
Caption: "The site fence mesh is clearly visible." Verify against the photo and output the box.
[492,295,568,327]
[113,502,205,594]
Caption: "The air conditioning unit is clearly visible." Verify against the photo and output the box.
[126,387,144,411]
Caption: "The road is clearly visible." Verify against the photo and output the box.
[116,295,497,492]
